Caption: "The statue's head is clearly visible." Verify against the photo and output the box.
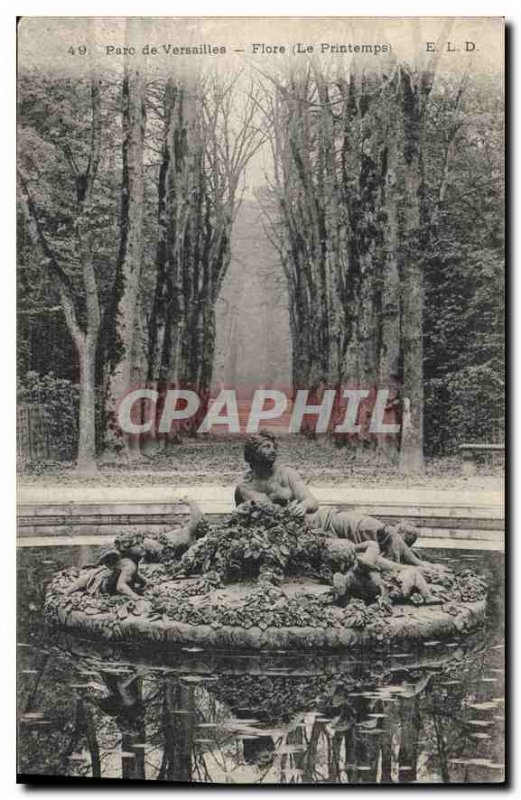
[397,522,419,547]
[114,530,147,561]
[243,430,278,468]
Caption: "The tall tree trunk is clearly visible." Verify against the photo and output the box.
[399,68,425,474]
[105,31,146,456]
[147,81,176,443]
[76,340,97,473]
[377,116,402,462]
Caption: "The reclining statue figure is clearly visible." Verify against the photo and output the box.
[235,431,432,569]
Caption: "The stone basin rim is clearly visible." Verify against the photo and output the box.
[50,598,487,651]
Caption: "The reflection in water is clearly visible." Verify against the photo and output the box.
[18,548,505,784]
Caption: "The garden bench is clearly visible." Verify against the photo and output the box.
[459,443,505,474]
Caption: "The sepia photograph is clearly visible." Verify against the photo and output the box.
[16,15,505,785]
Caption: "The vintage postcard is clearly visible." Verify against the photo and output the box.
[17,16,505,784]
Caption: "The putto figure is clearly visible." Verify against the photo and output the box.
[65,535,155,601]
[64,497,205,600]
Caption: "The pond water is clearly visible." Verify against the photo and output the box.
[17,546,505,784]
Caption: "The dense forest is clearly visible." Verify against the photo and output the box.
[17,55,504,473]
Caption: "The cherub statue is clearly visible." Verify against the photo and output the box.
[64,496,205,601]
[331,541,444,607]
[65,533,154,601]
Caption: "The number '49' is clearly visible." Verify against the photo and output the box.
[68,46,88,56]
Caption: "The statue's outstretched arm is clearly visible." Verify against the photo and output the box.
[234,482,272,506]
